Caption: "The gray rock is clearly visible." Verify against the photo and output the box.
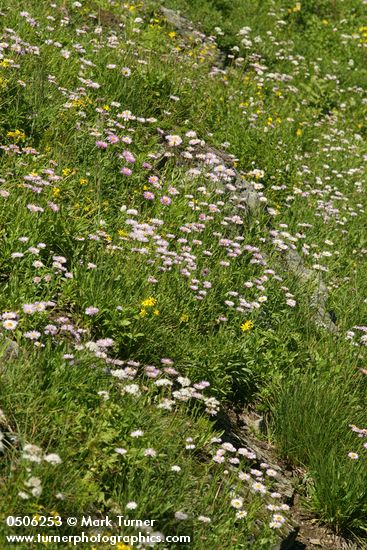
[159,7,225,66]
[160,7,195,37]
[0,409,18,451]
[0,337,19,364]
[240,410,266,435]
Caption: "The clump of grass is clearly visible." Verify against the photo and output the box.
[272,369,367,533]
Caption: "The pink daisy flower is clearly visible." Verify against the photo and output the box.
[96,140,108,149]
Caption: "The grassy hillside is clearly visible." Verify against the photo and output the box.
[0,0,366,548]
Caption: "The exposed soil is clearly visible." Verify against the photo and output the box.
[291,495,364,549]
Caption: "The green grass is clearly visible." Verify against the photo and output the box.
[272,368,367,532]
[0,0,366,547]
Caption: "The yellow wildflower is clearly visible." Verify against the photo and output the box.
[180,313,189,322]
[240,320,254,332]
[141,297,157,308]
[7,129,26,141]
[72,98,86,108]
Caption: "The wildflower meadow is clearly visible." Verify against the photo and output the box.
[0,0,366,548]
